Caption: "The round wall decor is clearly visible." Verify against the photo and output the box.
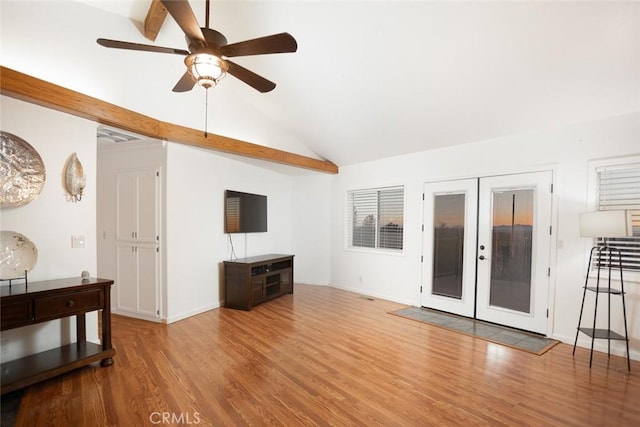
[0,131,46,209]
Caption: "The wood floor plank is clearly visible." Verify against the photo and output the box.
[13,284,640,426]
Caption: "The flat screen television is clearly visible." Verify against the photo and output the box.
[224,190,268,233]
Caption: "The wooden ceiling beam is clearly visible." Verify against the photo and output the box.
[144,0,168,41]
[0,67,338,174]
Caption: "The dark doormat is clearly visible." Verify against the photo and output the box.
[390,306,560,355]
[1,389,24,427]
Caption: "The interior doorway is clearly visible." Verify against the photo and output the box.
[96,127,166,322]
[421,171,553,335]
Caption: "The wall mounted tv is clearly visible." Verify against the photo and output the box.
[224,190,268,233]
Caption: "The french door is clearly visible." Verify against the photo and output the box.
[421,171,553,334]
[421,179,478,317]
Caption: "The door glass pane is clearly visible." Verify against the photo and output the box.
[489,189,533,313]
[432,194,465,298]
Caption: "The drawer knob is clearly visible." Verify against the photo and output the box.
[67,300,75,308]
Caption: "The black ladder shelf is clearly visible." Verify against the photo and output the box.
[573,246,631,371]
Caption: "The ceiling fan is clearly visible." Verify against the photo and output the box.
[97,0,297,93]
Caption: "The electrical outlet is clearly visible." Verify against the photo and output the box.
[71,235,85,248]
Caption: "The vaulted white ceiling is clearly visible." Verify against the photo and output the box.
[2,1,639,170]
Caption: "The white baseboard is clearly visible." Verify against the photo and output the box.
[552,332,639,362]
[112,309,162,323]
[295,280,330,286]
[328,283,415,306]
[164,302,221,324]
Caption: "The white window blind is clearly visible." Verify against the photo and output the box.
[596,164,640,271]
[346,186,404,251]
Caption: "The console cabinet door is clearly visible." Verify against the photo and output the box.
[251,278,265,305]
[279,269,293,293]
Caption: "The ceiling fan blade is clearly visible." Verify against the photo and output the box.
[225,60,276,93]
[160,0,205,44]
[97,38,189,55]
[172,71,196,92]
[220,33,297,57]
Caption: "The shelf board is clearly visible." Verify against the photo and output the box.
[1,342,114,394]
[584,286,623,294]
[578,327,627,341]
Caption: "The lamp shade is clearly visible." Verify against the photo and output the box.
[579,210,633,238]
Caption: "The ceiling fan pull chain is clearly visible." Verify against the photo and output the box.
[204,0,210,138]
[204,89,209,138]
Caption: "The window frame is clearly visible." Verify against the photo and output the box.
[587,155,640,282]
[345,185,406,254]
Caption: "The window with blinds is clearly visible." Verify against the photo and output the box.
[346,186,404,251]
[595,163,640,271]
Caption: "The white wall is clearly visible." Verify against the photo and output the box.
[292,174,333,285]
[312,112,640,360]
[164,144,294,323]
[0,96,98,362]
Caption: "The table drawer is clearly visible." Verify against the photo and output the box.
[34,289,103,320]
[1,300,33,329]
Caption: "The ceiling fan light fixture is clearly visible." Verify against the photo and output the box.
[185,53,228,89]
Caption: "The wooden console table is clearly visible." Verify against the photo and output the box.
[224,254,294,310]
[0,277,115,394]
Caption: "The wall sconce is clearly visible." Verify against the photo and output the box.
[64,152,86,202]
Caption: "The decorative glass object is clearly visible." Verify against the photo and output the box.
[0,230,38,280]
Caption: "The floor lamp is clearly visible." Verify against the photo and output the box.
[573,210,632,370]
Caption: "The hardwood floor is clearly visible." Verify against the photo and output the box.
[14,285,640,426]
